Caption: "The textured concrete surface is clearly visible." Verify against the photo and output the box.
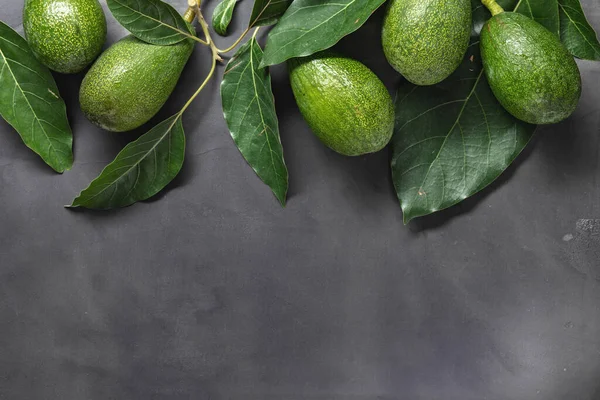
[1,1,599,399]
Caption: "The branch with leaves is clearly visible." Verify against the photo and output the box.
[0,0,599,222]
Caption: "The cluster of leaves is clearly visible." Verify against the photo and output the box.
[0,0,599,221]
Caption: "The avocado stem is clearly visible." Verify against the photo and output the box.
[481,0,504,16]
[183,7,196,23]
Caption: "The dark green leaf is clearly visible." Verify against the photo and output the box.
[0,21,72,173]
[514,0,559,35]
[249,0,291,28]
[261,0,386,67]
[70,114,185,209]
[221,38,288,205]
[558,0,600,60]
[392,0,536,223]
[107,0,194,45]
[212,0,238,36]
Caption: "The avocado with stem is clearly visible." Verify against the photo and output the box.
[480,1,581,124]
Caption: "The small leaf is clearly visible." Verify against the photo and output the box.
[221,38,288,205]
[392,0,537,223]
[249,0,291,28]
[0,21,72,173]
[514,0,560,35]
[212,0,238,36]
[70,114,185,209]
[107,0,194,45]
[261,0,386,67]
[558,0,600,60]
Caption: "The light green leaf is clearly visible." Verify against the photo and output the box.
[249,0,291,28]
[70,114,185,209]
[221,38,288,205]
[558,0,600,60]
[0,21,72,173]
[107,0,194,45]
[212,0,238,36]
[261,0,387,67]
[514,0,560,35]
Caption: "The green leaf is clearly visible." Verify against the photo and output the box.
[249,0,291,28]
[221,38,288,205]
[261,0,386,67]
[558,0,600,60]
[514,0,560,35]
[107,0,194,45]
[212,0,238,36]
[0,21,72,173]
[70,114,185,209]
[392,0,536,223]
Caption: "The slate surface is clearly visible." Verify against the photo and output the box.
[1,1,600,399]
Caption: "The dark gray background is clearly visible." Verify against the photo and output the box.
[1,0,600,399]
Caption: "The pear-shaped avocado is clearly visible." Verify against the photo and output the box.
[23,0,106,74]
[382,0,471,85]
[289,53,394,156]
[79,35,194,132]
[480,12,581,124]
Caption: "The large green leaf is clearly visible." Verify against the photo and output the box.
[260,0,386,67]
[107,0,194,45]
[249,0,291,28]
[221,38,288,205]
[212,0,238,36]
[391,0,536,223]
[558,0,600,60]
[0,22,72,173]
[70,114,185,209]
[514,0,559,35]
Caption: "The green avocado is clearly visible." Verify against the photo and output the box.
[480,12,581,124]
[79,35,194,132]
[382,0,471,85]
[23,0,106,74]
[289,53,394,156]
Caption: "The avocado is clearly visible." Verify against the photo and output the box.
[382,0,471,85]
[480,12,581,124]
[79,35,194,132]
[23,0,106,74]
[289,53,394,156]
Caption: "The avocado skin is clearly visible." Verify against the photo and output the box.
[382,0,471,86]
[23,0,106,74]
[79,35,194,132]
[289,53,394,156]
[480,12,581,125]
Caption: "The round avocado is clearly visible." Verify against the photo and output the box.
[382,0,472,86]
[289,53,394,156]
[23,0,107,74]
[79,35,194,132]
[480,12,582,124]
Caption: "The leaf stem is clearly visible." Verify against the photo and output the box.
[183,6,210,46]
[216,27,250,54]
[513,0,523,11]
[178,0,220,114]
[481,0,504,16]
[179,55,217,114]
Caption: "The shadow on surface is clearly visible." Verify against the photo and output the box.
[407,134,541,232]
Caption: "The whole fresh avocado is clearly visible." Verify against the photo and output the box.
[480,12,581,124]
[289,53,394,156]
[382,0,471,86]
[79,35,194,132]
[23,0,106,74]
